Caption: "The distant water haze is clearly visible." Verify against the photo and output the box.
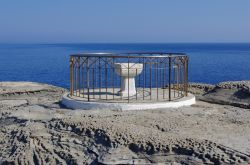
[0,43,249,88]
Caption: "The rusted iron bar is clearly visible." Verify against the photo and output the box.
[169,56,171,101]
[185,57,189,96]
[86,57,90,101]
[70,57,74,96]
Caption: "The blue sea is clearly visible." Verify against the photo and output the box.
[0,43,249,89]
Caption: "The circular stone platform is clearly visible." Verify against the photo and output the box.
[61,88,195,111]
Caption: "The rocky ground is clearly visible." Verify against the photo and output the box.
[189,81,250,108]
[0,81,250,165]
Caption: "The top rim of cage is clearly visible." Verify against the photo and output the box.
[70,52,187,58]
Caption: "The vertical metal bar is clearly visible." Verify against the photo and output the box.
[139,58,141,94]
[120,67,122,100]
[143,57,145,100]
[136,68,138,100]
[128,56,130,103]
[99,57,101,100]
[169,56,171,101]
[79,57,82,97]
[112,57,115,100]
[185,57,189,96]
[163,60,166,99]
[180,58,182,97]
[93,66,95,99]
[177,61,180,97]
[70,57,74,96]
[74,59,76,96]
[173,62,176,98]
[156,59,158,100]
[180,64,184,96]
[183,59,186,97]
[105,59,108,100]
[95,59,97,98]
[86,57,90,101]
[82,60,84,98]
[159,59,162,99]
[183,64,185,96]
[76,60,77,97]
[150,59,152,100]
[78,57,80,97]
[74,63,77,96]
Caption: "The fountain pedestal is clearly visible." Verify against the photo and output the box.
[114,63,143,97]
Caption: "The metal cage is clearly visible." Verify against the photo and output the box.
[70,52,189,103]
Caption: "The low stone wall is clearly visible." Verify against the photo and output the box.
[217,81,250,89]
[188,82,215,95]
[217,81,250,95]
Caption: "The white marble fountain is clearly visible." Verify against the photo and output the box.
[114,63,143,97]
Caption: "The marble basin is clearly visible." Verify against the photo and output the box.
[114,63,143,97]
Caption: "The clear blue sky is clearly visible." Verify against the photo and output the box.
[0,0,249,43]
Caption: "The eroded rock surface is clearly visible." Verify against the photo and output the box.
[188,82,215,96]
[0,81,66,106]
[201,81,250,108]
[0,82,250,165]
